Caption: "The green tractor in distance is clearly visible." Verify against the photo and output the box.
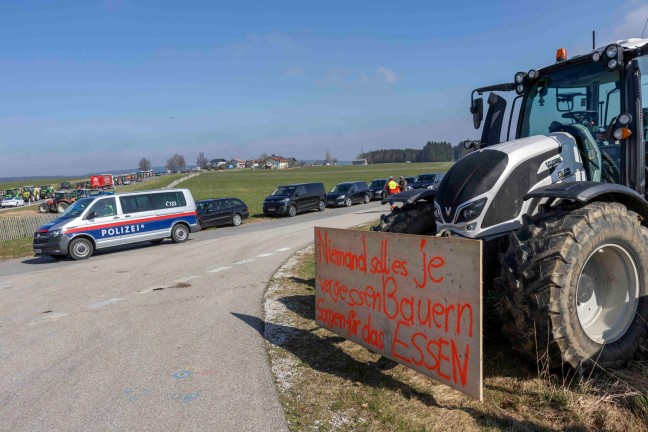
[22,186,38,203]
[39,185,54,200]
[60,181,72,190]
[5,188,22,199]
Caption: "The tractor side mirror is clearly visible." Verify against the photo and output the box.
[471,97,484,129]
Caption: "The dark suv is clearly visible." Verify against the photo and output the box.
[368,178,389,201]
[263,183,326,217]
[411,173,444,190]
[327,181,370,207]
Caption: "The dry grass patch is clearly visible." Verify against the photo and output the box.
[0,237,34,261]
[264,246,648,432]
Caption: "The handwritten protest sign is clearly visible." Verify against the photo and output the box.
[314,227,483,400]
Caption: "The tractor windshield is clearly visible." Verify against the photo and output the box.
[520,61,622,182]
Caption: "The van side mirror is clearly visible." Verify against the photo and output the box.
[471,97,484,129]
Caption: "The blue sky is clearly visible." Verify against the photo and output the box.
[1,0,647,177]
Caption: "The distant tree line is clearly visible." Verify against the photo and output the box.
[358,141,463,164]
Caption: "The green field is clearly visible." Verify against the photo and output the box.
[183,162,453,216]
[0,163,451,260]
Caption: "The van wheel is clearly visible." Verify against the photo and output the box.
[344,197,352,207]
[318,200,326,212]
[171,224,189,243]
[288,205,297,217]
[69,238,93,260]
[232,213,242,226]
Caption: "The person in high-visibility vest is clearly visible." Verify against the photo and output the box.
[385,176,399,210]
[385,176,399,195]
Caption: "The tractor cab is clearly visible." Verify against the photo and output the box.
[470,38,648,194]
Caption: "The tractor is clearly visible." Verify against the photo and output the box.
[376,38,648,372]
[22,186,38,202]
[39,185,54,200]
[38,190,77,213]
[5,188,22,199]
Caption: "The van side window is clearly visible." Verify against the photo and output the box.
[120,195,153,213]
[88,197,116,218]
[152,192,187,209]
[296,186,306,196]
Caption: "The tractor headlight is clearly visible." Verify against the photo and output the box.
[516,84,525,95]
[605,45,618,59]
[604,44,623,71]
[527,69,538,80]
[592,51,601,62]
[514,72,526,84]
[47,229,63,238]
[618,113,632,125]
[456,198,487,224]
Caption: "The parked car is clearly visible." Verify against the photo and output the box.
[411,173,445,190]
[327,181,370,207]
[368,178,389,201]
[1,196,25,207]
[197,198,249,228]
[263,183,326,217]
[403,176,416,191]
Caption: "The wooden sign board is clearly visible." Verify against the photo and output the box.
[314,227,483,400]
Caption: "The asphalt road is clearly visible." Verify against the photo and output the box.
[0,202,387,431]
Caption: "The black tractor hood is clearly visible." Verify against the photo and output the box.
[435,150,508,223]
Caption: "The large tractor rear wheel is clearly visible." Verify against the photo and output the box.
[495,202,648,371]
[57,202,69,213]
[372,201,437,235]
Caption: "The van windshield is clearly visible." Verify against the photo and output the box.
[59,197,96,219]
[271,186,295,196]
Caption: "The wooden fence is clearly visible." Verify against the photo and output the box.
[0,214,58,241]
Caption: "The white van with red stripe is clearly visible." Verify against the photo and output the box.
[33,189,200,260]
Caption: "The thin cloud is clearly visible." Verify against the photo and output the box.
[376,66,397,83]
[613,4,648,39]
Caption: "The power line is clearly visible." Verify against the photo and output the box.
[642,18,648,38]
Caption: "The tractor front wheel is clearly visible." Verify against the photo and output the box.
[495,202,648,371]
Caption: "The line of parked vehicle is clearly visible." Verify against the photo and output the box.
[29,172,446,260]
[195,172,446,229]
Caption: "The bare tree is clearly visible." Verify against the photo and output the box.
[325,148,332,164]
[196,152,210,169]
[166,153,186,172]
[138,157,152,171]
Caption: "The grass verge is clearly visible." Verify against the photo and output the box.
[0,237,34,261]
[264,246,648,431]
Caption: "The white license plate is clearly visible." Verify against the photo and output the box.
[34,249,42,254]
[267,207,275,211]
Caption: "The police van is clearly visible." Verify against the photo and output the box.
[33,189,200,260]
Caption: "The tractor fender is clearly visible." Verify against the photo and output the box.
[525,181,648,222]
